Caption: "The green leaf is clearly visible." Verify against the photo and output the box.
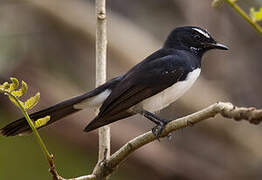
[2,82,10,90]
[21,81,28,94]
[11,80,28,97]
[35,115,50,128]
[0,85,4,92]
[250,7,262,22]
[25,92,40,110]
[9,77,19,91]
[255,8,262,21]
[11,89,23,97]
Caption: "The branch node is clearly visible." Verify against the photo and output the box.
[187,120,194,127]
[97,11,106,20]
[127,142,133,151]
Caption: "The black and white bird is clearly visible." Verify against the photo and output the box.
[0,26,228,138]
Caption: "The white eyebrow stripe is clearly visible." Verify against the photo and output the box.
[192,28,210,38]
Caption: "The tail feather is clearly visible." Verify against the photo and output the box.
[0,90,101,137]
[0,118,30,136]
[0,97,83,136]
[1,76,122,137]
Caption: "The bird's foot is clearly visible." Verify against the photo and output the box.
[152,120,169,141]
[167,132,173,141]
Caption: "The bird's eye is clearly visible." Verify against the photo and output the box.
[194,34,201,40]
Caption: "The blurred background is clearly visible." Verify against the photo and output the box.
[0,0,262,179]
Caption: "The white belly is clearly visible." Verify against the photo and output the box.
[139,68,201,112]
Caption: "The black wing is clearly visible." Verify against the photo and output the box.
[84,49,187,132]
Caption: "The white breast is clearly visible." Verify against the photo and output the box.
[138,68,201,112]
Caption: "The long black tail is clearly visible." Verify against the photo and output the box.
[0,93,92,136]
[0,76,122,137]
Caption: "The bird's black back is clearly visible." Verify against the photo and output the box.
[84,48,201,132]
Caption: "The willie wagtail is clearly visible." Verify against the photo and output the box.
[0,26,228,138]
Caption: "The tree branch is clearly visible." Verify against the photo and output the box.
[95,0,110,180]
[67,101,262,179]
[90,102,262,178]
[57,174,96,180]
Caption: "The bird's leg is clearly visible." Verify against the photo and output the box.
[136,109,171,140]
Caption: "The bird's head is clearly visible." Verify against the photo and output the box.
[164,26,228,56]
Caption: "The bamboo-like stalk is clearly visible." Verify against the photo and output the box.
[95,0,110,179]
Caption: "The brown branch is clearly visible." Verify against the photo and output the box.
[88,102,262,178]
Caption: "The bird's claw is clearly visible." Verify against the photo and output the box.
[152,121,168,141]
[167,133,173,141]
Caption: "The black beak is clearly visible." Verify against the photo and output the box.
[208,42,229,50]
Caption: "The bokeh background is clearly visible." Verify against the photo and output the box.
[0,0,262,179]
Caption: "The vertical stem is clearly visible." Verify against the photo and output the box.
[95,0,110,176]
[13,95,52,163]
[8,93,60,179]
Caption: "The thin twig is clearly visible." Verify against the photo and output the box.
[94,0,110,179]
[60,174,96,180]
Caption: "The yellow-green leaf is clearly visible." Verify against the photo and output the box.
[12,80,28,97]
[11,89,23,97]
[21,81,28,95]
[25,92,40,109]
[255,8,262,21]
[250,7,262,22]
[2,82,10,90]
[9,77,19,91]
[0,85,4,92]
[35,116,50,128]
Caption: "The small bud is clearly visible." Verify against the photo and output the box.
[21,81,28,95]
[2,82,10,90]
[35,116,50,128]
[10,77,19,91]
[212,0,223,8]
